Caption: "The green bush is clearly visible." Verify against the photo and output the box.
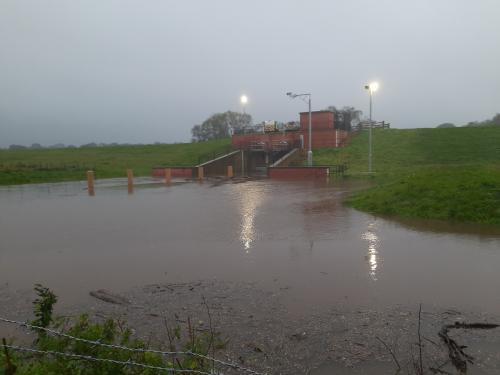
[1,285,223,374]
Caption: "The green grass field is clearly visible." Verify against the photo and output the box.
[0,139,231,185]
[315,127,500,175]
[315,127,500,224]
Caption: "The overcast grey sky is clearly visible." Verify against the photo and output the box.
[1,0,499,147]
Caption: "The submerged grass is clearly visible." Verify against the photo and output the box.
[0,139,231,185]
[315,127,500,224]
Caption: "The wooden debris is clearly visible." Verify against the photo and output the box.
[89,289,130,305]
[438,322,499,374]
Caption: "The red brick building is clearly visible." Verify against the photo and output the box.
[231,110,349,151]
[152,111,351,180]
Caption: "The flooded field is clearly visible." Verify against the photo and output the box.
[3,178,500,374]
[1,177,500,314]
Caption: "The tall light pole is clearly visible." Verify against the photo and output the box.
[240,95,248,114]
[287,92,312,166]
[364,82,379,173]
[239,95,248,177]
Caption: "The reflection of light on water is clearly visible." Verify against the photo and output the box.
[238,185,265,252]
[241,204,255,252]
[362,222,379,280]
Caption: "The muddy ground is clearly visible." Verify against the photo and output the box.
[1,280,500,375]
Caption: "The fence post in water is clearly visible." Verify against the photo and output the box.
[198,166,204,181]
[164,168,172,185]
[227,165,233,179]
[241,150,245,177]
[86,171,95,196]
[127,169,134,194]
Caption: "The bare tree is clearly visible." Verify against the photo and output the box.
[325,105,363,130]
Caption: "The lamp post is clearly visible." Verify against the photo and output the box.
[239,95,248,177]
[286,92,312,166]
[240,95,248,114]
[364,82,379,173]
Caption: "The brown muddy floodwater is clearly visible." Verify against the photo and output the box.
[1,177,500,314]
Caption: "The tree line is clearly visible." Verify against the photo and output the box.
[5,142,172,150]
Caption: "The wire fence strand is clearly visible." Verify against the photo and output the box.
[2,344,213,374]
[0,316,267,375]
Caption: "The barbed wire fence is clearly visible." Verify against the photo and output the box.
[2,344,213,375]
[0,316,268,375]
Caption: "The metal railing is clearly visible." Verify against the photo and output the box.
[197,145,233,165]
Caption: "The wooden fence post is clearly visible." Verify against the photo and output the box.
[127,169,134,194]
[227,165,233,178]
[87,171,95,196]
[165,168,172,185]
[198,166,204,181]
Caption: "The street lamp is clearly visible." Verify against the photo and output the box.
[240,95,248,114]
[286,92,312,166]
[364,82,379,173]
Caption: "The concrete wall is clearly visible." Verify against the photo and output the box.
[151,151,245,179]
[270,148,304,167]
[152,167,194,178]
[199,151,242,177]
[268,166,329,179]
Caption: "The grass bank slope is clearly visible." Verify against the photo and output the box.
[348,166,500,224]
[315,127,500,175]
[0,139,230,185]
[315,127,500,224]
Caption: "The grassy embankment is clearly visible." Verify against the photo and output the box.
[314,127,500,224]
[0,139,231,185]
